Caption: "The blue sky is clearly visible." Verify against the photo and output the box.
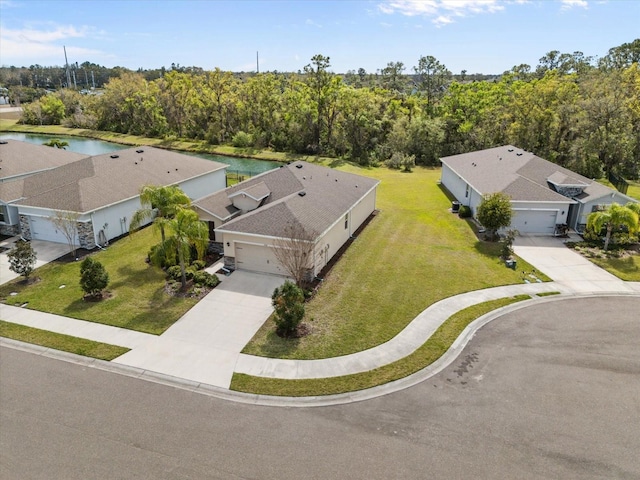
[0,0,637,74]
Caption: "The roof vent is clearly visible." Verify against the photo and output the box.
[0,140,8,145]
[298,191,306,197]
[516,153,523,156]
[296,164,303,169]
[507,148,514,152]
[136,149,144,153]
[134,161,138,165]
[110,154,119,158]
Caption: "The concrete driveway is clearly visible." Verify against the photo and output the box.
[0,237,70,285]
[113,270,286,388]
[513,235,636,293]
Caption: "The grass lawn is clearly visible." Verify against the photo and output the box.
[242,167,545,360]
[628,181,640,202]
[231,295,531,396]
[589,255,640,281]
[0,320,129,360]
[0,228,199,334]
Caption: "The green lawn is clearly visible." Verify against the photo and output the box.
[589,255,640,281]
[242,167,544,360]
[0,320,129,360]
[628,181,640,202]
[231,295,531,396]
[0,228,199,334]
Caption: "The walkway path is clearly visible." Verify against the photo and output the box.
[1,236,639,391]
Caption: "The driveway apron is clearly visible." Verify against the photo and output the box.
[112,271,285,388]
[513,235,636,293]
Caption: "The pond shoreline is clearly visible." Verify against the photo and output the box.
[0,121,335,166]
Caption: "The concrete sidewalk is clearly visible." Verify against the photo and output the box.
[235,282,569,379]
[0,303,153,349]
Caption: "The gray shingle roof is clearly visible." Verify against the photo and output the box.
[202,161,379,239]
[0,145,226,212]
[0,139,86,181]
[441,145,614,203]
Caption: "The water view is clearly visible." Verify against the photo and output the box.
[0,132,281,176]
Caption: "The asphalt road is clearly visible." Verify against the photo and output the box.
[1,295,639,479]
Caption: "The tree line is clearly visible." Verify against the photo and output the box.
[12,39,640,179]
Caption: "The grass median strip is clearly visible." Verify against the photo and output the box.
[0,320,129,361]
[231,295,531,397]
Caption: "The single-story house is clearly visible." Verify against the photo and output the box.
[0,141,227,247]
[193,161,379,278]
[440,145,638,235]
[0,139,86,184]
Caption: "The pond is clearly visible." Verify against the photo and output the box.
[0,132,281,175]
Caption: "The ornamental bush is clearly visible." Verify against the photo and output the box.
[80,257,109,298]
[271,281,305,336]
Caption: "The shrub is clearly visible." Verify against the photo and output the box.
[7,239,37,280]
[79,257,109,298]
[272,281,305,336]
[191,259,206,271]
[458,205,472,218]
[192,270,220,288]
[232,131,253,148]
[477,192,513,241]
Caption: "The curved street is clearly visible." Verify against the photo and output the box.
[2,296,639,480]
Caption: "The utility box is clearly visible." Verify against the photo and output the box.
[451,201,461,213]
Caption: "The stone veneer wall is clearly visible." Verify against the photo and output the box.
[78,221,95,249]
[19,215,31,240]
[224,256,236,270]
[0,223,20,236]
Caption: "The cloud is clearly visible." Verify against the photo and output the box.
[378,0,504,25]
[305,19,322,28]
[560,0,588,9]
[0,23,105,65]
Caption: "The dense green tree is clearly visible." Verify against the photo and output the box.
[413,55,451,116]
[476,193,513,240]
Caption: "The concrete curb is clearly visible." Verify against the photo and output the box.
[4,292,638,407]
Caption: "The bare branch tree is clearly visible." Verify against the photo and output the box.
[270,222,316,287]
[50,210,80,259]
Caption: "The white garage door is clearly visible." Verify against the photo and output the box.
[29,217,77,244]
[235,243,285,276]
[511,210,557,234]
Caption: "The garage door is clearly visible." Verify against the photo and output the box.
[511,210,557,234]
[235,243,285,276]
[29,217,77,244]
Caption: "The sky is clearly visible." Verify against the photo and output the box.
[0,0,638,74]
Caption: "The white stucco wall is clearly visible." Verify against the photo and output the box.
[177,170,226,201]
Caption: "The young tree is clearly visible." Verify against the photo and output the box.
[7,239,37,281]
[149,208,208,289]
[271,280,305,337]
[50,211,80,259]
[270,222,316,288]
[130,185,191,243]
[80,257,109,298]
[476,193,513,241]
[587,203,639,251]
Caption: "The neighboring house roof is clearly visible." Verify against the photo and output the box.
[0,139,86,182]
[197,161,379,239]
[0,145,227,213]
[440,145,630,204]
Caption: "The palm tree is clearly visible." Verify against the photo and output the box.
[150,208,209,289]
[129,185,191,242]
[587,203,639,251]
[43,139,69,149]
